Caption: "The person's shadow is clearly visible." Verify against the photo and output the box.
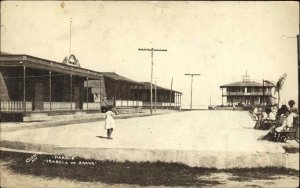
[96,136,108,139]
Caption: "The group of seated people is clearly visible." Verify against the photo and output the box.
[253,106,276,129]
[253,100,299,142]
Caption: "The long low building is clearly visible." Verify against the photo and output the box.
[85,80,182,109]
[0,53,182,121]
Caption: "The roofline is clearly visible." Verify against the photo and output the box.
[0,54,103,79]
[0,54,140,84]
[220,85,274,88]
[140,82,182,94]
[220,81,275,88]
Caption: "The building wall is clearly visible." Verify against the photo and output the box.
[226,96,273,106]
[0,67,23,101]
[226,87,272,93]
[0,70,11,101]
[0,66,86,110]
[137,89,175,103]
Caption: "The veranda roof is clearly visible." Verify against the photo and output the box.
[220,81,274,88]
[140,82,182,94]
[0,54,139,84]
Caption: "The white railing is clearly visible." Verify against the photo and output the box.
[115,100,143,107]
[83,102,101,110]
[161,103,177,107]
[143,102,151,107]
[154,102,162,107]
[226,92,272,96]
[116,100,122,107]
[44,102,75,111]
[128,100,134,106]
[162,103,168,107]
[0,101,32,111]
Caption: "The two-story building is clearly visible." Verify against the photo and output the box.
[220,73,275,107]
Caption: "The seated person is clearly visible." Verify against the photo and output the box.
[252,106,260,121]
[258,107,290,141]
[254,107,275,129]
[276,105,289,121]
[275,108,298,132]
[288,100,298,114]
[262,107,276,121]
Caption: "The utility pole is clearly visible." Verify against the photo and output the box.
[185,73,200,110]
[138,48,167,115]
[69,18,72,56]
[0,2,3,53]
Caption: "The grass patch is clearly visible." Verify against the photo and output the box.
[1,150,299,187]
[224,167,299,181]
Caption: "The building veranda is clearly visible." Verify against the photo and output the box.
[0,53,182,122]
[220,73,275,107]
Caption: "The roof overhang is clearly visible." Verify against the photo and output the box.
[138,82,182,94]
[0,54,103,79]
[0,54,142,85]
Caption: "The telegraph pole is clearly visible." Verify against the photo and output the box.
[0,2,2,53]
[69,18,72,56]
[138,48,167,115]
[185,74,200,110]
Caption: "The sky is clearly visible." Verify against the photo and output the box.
[1,1,299,108]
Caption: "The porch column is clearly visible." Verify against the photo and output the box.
[179,94,182,109]
[126,84,129,107]
[114,80,116,106]
[135,86,138,105]
[99,75,102,111]
[176,93,178,108]
[23,66,26,112]
[49,71,52,110]
[175,93,179,108]
[175,93,177,108]
[221,88,224,106]
[154,84,157,111]
[174,93,176,108]
[86,77,89,110]
[70,74,73,110]
[120,81,123,106]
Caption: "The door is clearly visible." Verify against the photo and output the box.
[34,82,44,111]
[74,87,80,109]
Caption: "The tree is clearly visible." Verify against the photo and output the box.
[274,73,287,108]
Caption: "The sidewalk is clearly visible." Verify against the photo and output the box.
[1,109,177,132]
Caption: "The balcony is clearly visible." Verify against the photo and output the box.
[223,92,272,96]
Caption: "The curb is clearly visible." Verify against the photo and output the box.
[0,140,297,170]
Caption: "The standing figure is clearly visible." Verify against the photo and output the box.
[105,107,115,139]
